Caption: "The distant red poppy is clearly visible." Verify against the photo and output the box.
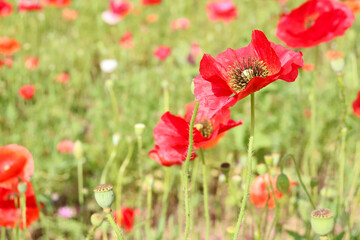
[119,32,134,49]
[61,8,77,21]
[344,0,360,14]
[0,181,40,229]
[190,42,202,58]
[302,63,315,72]
[153,46,171,61]
[40,0,71,7]
[19,85,35,100]
[276,0,355,48]
[146,14,158,23]
[113,208,139,233]
[54,73,70,83]
[206,0,238,23]
[25,56,39,70]
[57,140,74,154]
[0,1,12,17]
[0,144,34,189]
[142,0,161,6]
[250,173,296,209]
[102,1,132,24]
[149,103,242,166]
[18,0,42,12]
[0,57,13,68]
[171,18,190,31]
[352,91,360,118]
[194,30,303,117]
[0,37,21,56]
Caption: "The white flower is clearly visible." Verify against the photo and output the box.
[100,59,118,73]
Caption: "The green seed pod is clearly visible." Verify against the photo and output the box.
[93,184,114,211]
[276,173,290,194]
[256,163,267,175]
[134,123,146,137]
[311,209,334,236]
[264,154,273,166]
[90,213,105,226]
[310,178,318,188]
[220,162,231,176]
[17,182,27,194]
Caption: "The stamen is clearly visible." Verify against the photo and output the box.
[194,120,213,138]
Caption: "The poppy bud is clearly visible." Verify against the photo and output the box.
[17,182,27,194]
[112,133,121,146]
[220,162,231,176]
[105,79,114,90]
[310,178,318,188]
[73,140,83,160]
[134,123,146,137]
[93,184,115,212]
[311,209,334,236]
[256,163,267,175]
[264,154,273,166]
[90,212,105,226]
[276,173,290,194]
[330,58,344,75]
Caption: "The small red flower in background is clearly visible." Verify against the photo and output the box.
[61,8,77,21]
[276,0,355,48]
[40,0,71,7]
[171,18,190,31]
[0,181,40,229]
[25,56,39,70]
[153,46,171,61]
[57,140,74,154]
[119,32,134,49]
[0,1,12,17]
[102,0,132,25]
[149,103,242,166]
[190,42,202,58]
[250,173,296,209]
[326,50,344,60]
[194,30,303,117]
[146,14,158,23]
[206,0,238,24]
[0,57,13,68]
[344,0,360,14]
[0,145,34,189]
[141,0,161,6]
[302,63,315,72]
[18,0,42,12]
[19,85,35,100]
[113,208,139,233]
[352,91,360,118]
[54,73,70,83]
[0,37,21,56]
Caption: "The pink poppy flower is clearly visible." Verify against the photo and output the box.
[57,140,74,154]
[153,46,171,61]
[119,32,134,49]
[171,18,190,31]
[206,0,238,23]
[25,56,39,70]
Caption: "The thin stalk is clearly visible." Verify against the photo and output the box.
[280,154,316,209]
[225,177,239,205]
[100,146,118,184]
[136,135,144,238]
[182,101,199,240]
[77,157,84,207]
[199,148,210,240]
[86,218,105,240]
[108,81,121,128]
[20,193,27,240]
[266,172,278,240]
[163,81,170,112]
[145,178,153,236]
[106,212,126,240]
[0,228,5,240]
[233,93,255,240]
[336,128,347,221]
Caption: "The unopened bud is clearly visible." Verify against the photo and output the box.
[134,123,146,137]
[276,173,290,194]
[90,213,105,226]
[256,163,267,175]
[17,182,27,194]
[220,162,231,176]
[74,140,83,160]
[264,154,273,166]
[112,133,121,146]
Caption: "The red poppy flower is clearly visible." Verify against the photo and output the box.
[61,8,77,21]
[57,140,74,154]
[153,46,171,61]
[194,30,303,117]
[0,37,21,56]
[0,57,13,68]
[0,1,12,17]
[40,0,71,7]
[141,0,161,6]
[54,73,70,83]
[302,62,315,72]
[250,173,296,210]
[171,18,190,31]
[18,1,43,12]
[113,208,139,233]
[352,91,360,118]
[276,0,355,48]
[0,145,34,189]
[110,0,132,16]
[146,14,158,23]
[206,0,238,24]
[344,0,360,14]
[19,85,35,100]
[119,31,134,49]
[149,103,242,166]
[25,56,39,70]
[0,181,40,229]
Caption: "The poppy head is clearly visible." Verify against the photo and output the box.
[0,1,12,17]
[0,37,21,56]
[18,0,42,12]
[206,0,238,24]
[153,46,171,61]
[19,85,35,100]
[352,91,360,118]
[113,208,139,232]
[142,0,161,6]
[0,145,34,189]
[276,0,355,48]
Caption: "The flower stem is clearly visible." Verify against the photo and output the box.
[107,80,121,128]
[20,193,27,240]
[265,169,278,240]
[106,212,126,240]
[77,157,84,208]
[233,93,255,240]
[137,135,144,238]
[85,217,105,240]
[100,146,118,185]
[182,101,199,240]
[336,128,347,220]
[280,154,316,209]
[199,148,210,240]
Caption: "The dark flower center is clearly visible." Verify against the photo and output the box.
[194,119,213,138]
[228,57,268,92]
[305,14,319,28]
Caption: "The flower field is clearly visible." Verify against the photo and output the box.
[1,0,360,239]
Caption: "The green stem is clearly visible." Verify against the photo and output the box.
[108,81,120,128]
[265,170,279,240]
[85,218,105,240]
[146,178,153,236]
[233,93,255,240]
[77,157,84,207]
[280,154,316,209]
[182,101,199,240]
[199,148,210,240]
[336,128,347,220]
[100,146,118,184]
[106,212,126,240]
[136,135,144,238]
[0,228,5,240]
[20,193,26,240]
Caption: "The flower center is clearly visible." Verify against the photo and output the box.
[305,14,319,28]
[194,119,213,138]
[228,57,268,92]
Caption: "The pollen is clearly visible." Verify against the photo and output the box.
[194,119,214,138]
[228,57,268,92]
